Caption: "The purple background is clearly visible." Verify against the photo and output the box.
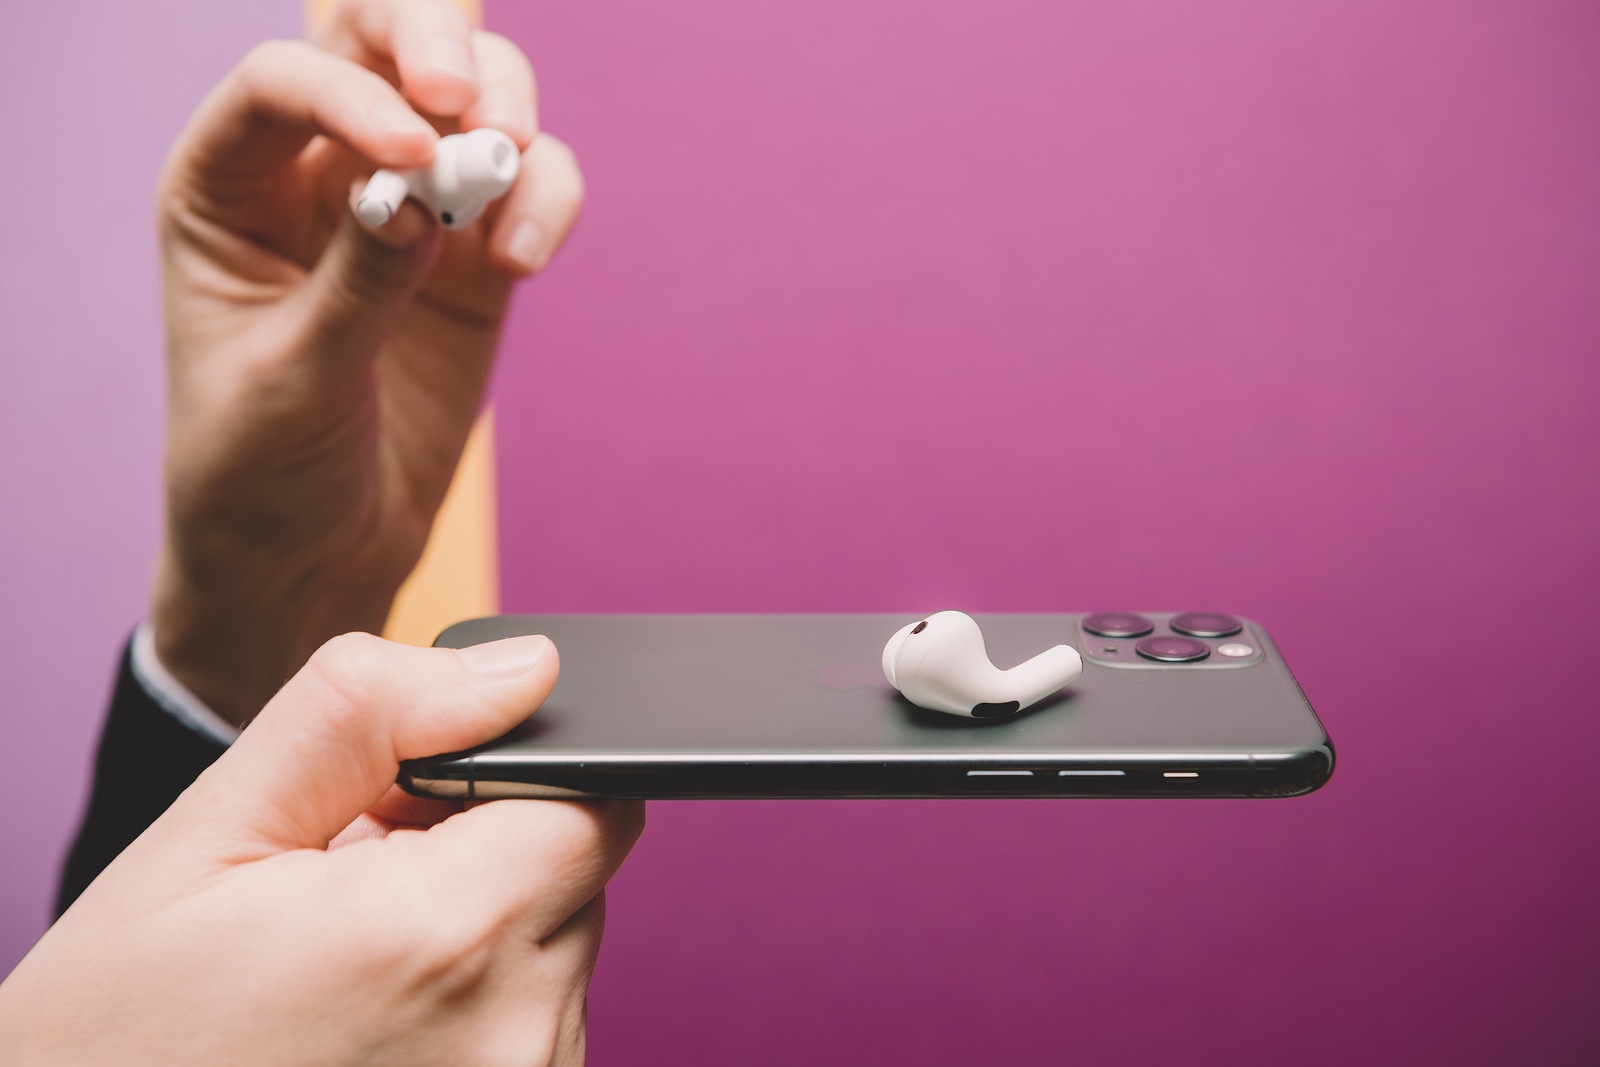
[0,0,299,966]
[5,1,1599,1063]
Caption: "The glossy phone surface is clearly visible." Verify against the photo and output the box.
[400,613,1333,800]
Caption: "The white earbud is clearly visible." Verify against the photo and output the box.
[882,611,1083,718]
[355,128,520,231]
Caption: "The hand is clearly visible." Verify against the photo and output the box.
[151,0,584,724]
[0,633,644,1066]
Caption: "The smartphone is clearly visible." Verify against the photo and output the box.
[399,613,1334,800]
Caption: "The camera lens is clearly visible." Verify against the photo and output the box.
[1170,612,1242,638]
[1083,612,1155,638]
[1135,636,1211,662]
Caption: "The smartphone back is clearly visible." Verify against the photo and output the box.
[401,613,1333,799]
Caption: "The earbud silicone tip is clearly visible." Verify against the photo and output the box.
[881,620,918,688]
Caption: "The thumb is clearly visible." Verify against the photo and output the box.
[170,632,557,859]
[291,194,442,378]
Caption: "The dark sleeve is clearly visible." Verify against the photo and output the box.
[56,638,229,915]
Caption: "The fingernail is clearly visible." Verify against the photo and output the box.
[506,219,545,271]
[459,635,554,679]
[371,98,434,138]
[421,34,476,82]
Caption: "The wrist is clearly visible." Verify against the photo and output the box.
[151,549,399,727]
[130,622,241,744]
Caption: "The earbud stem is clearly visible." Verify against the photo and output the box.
[355,169,409,227]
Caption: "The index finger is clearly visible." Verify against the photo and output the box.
[168,39,437,187]
[406,798,646,939]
